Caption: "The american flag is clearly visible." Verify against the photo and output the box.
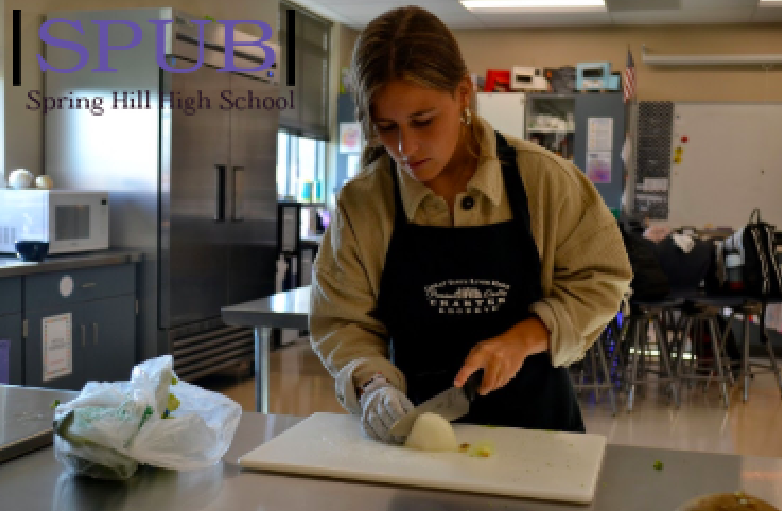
[623,48,636,103]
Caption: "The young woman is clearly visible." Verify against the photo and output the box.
[310,6,632,443]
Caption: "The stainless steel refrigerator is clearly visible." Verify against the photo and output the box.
[44,8,280,380]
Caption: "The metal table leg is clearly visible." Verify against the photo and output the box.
[743,315,750,403]
[254,326,272,413]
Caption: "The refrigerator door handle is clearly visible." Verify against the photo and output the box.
[214,164,226,222]
[231,165,244,222]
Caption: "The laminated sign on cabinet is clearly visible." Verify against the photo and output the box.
[42,313,72,382]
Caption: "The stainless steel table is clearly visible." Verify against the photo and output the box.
[0,386,76,462]
[2,388,782,511]
[221,286,311,413]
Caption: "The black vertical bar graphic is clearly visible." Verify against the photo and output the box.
[13,10,21,86]
[286,10,295,87]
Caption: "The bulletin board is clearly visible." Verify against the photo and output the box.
[666,103,782,230]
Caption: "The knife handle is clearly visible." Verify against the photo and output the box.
[463,369,484,401]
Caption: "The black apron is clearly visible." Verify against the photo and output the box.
[376,131,584,433]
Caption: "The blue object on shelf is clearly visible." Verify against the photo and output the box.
[15,241,49,262]
[607,74,621,91]
[300,182,313,202]
[576,62,611,90]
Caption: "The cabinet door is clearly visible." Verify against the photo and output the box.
[83,295,136,383]
[25,306,86,390]
[0,313,22,385]
[227,73,279,305]
[0,277,22,316]
[161,64,231,330]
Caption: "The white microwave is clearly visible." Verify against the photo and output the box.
[0,190,109,254]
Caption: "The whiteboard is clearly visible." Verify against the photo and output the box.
[667,103,782,230]
[476,92,526,140]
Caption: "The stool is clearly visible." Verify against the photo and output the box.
[672,304,733,408]
[729,300,782,402]
[571,329,617,416]
[613,298,682,412]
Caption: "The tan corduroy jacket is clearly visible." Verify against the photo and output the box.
[310,115,632,415]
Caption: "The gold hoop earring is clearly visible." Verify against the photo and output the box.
[460,107,472,125]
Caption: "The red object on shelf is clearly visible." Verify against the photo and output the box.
[681,136,689,143]
[484,69,510,92]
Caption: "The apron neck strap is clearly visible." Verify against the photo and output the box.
[494,131,533,237]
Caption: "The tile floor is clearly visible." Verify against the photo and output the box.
[197,339,782,458]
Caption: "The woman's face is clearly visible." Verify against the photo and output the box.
[371,79,469,183]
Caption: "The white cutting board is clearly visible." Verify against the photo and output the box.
[239,412,606,504]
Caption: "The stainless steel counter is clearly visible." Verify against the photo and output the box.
[221,286,310,330]
[1,394,781,511]
[0,250,142,278]
[0,386,77,462]
[221,286,311,413]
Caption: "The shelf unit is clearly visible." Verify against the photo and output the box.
[525,94,576,161]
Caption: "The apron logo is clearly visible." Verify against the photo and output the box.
[424,279,510,315]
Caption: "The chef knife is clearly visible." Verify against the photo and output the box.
[389,371,483,438]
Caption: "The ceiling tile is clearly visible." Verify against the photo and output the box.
[324,4,391,19]
[319,0,399,4]
[443,20,487,28]
[306,0,780,26]
[606,0,681,11]
[287,0,354,24]
[609,6,754,23]
[414,0,474,13]
[436,10,485,20]
[683,0,758,5]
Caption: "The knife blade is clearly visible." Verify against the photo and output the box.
[389,371,482,438]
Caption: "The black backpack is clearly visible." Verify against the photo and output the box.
[724,209,782,299]
[619,222,670,301]
[655,235,715,292]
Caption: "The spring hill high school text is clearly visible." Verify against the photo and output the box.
[26,89,295,116]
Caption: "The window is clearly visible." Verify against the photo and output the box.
[277,3,331,203]
[277,130,326,202]
[278,2,331,140]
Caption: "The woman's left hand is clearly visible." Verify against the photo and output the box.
[453,316,551,395]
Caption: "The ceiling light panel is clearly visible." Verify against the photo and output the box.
[461,0,607,12]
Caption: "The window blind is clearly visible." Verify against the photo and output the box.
[279,3,331,141]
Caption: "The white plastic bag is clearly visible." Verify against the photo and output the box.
[53,355,242,479]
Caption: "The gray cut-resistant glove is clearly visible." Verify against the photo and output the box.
[358,375,414,445]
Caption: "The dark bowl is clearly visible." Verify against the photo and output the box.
[15,241,49,263]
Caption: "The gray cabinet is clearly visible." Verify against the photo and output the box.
[573,92,625,213]
[82,294,136,383]
[0,278,22,385]
[0,316,22,385]
[23,264,136,390]
[525,92,625,213]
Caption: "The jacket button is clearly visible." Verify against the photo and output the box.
[461,196,475,210]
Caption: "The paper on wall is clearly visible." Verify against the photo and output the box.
[635,178,669,192]
[43,313,72,382]
[588,118,613,152]
[339,122,362,154]
[587,151,612,183]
